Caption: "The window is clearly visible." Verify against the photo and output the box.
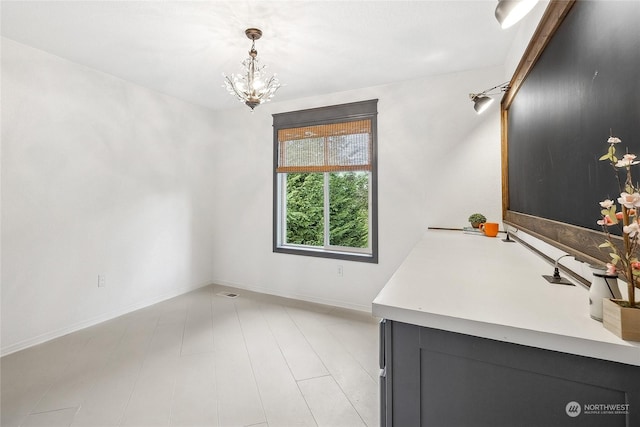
[273,100,378,263]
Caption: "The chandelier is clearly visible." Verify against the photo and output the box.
[223,28,281,110]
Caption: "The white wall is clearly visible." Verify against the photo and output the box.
[1,3,545,353]
[208,66,506,311]
[504,0,549,76]
[206,0,552,310]
[1,38,218,355]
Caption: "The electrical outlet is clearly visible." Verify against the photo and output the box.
[98,274,106,288]
[337,265,343,277]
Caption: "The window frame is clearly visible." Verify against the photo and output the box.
[272,100,378,263]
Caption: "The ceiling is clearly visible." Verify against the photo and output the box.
[1,1,546,111]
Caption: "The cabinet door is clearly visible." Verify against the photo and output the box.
[379,319,393,427]
[379,367,386,427]
[388,321,640,427]
[389,320,421,426]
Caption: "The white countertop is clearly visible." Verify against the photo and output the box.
[372,229,640,366]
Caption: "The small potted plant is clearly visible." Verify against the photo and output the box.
[468,213,487,229]
[596,135,640,341]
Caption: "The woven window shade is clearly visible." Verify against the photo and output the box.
[277,120,372,173]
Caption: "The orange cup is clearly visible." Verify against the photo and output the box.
[479,222,499,237]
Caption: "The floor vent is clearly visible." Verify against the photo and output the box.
[216,291,239,299]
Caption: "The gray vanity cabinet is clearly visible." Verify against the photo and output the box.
[379,319,640,427]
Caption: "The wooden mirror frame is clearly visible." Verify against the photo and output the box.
[500,0,617,268]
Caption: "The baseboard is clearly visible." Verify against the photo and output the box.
[212,278,373,314]
[0,282,213,357]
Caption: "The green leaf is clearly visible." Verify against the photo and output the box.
[599,242,612,248]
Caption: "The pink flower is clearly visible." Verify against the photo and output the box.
[600,199,615,209]
[597,216,615,226]
[606,263,617,275]
[615,154,640,167]
[617,209,638,220]
[632,262,640,270]
[618,192,640,209]
[607,136,622,144]
[624,222,640,237]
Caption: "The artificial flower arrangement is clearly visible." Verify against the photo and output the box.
[597,135,640,310]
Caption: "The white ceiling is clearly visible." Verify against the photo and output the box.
[0,0,546,111]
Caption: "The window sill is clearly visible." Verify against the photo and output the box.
[274,245,378,264]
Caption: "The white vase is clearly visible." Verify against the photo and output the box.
[589,268,622,321]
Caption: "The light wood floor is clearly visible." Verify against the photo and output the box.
[1,285,380,427]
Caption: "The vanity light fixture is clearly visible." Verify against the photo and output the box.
[223,28,282,110]
[495,0,539,29]
[469,81,510,114]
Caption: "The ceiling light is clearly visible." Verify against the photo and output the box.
[223,28,281,110]
[495,0,539,29]
[469,82,510,114]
